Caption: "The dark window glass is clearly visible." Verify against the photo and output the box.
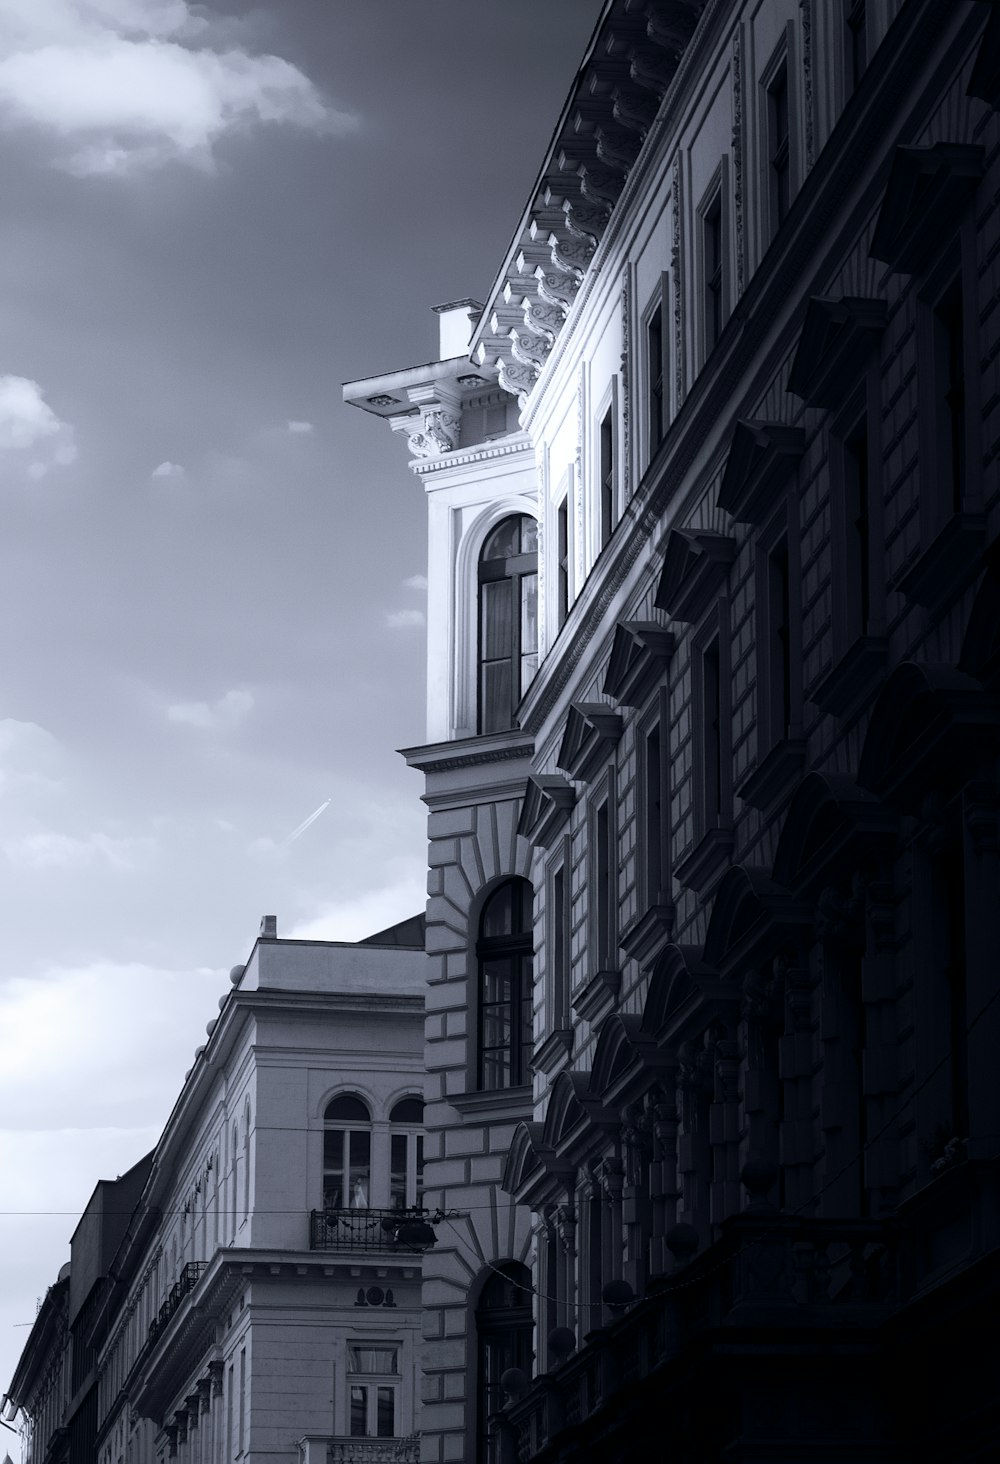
[768,61,790,233]
[648,303,664,448]
[323,1096,371,1209]
[557,499,570,628]
[552,865,567,1021]
[645,725,662,902]
[477,879,533,1090]
[935,277,966,514]
[846,0,867,91]
[476,1264,533,1464]
[768,540,792,738]
[704,195,723,350]
[479,515,539,733]
[703,638,722,822]
[595,801,611,967]
[389,1096,424,1124]
[324,1093,370,1123]
[844,416,871,637]
[600,408,615,547]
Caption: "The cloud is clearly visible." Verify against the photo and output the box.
[286,419,313,434]
[0,0,356,176]
[151,459,184,478]
[385,608,425,630]
[287,858,427,944]
[403,573,428,591]
[0,374,77,477]
[0,718,66,795]
[167,687,253,731]
[2,830,155,871]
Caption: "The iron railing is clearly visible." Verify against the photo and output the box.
[147,1261,207,1342]
[310,1209,422,1252]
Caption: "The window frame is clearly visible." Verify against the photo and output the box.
[697,163,730,364]
[691,600,733,844]
[346,1343,402,1441]
[476,878,534,1092]
[388,1096,425,1211]
[323,1092,373,1210]
[755,499,804,756]
[642,274,670,464]
[588,768,618,976]
[477,514,539,735]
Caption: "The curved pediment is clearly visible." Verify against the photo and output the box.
[641,943,706,1038]
[501,1122,571,1204]
[772,772,895,896]
[703,865,809,974]
[589,1013,661,1102]
[541,1070,615,1157]
[857,661,1000,809]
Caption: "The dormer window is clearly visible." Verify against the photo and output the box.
[478,515,538,733]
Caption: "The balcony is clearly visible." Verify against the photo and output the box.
[147,1262,207,1343]
[310,1209,433,1253]
[501,1214,904,1462]
[298,1435,420,1464]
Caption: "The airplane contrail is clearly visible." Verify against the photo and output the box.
[281,798,331,848]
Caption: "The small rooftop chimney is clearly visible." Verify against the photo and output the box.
[259,915,277,939]
[432,299,483,361]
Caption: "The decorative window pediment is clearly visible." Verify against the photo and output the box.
[870,143,983,276]
[501,1122,573,1206]
[540,1070,616,1160]
[654,529,736,623]
[718,420,804,524]
[589,1013,662,1104]
[771,771,895,898]
[602,620,677,707]
[516,774,576,847]
[786,297,887,409]
[555,702,623,782]
[703,865,810,977]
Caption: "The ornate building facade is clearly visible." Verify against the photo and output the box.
[347,0,1000,1459]
[6,920,428,1464]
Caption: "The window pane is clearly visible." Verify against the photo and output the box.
[348,1131,370,1207]
[350,1386,367,1437]
[389,1096,424,1124]
[481,579,513,661]
[482,517,521,562]
[481,661,512,734]
[324,1093,370,1122]
[377,1387,395,1437]
[482,958,512,1003]
[519,517,538,555]
[481,1049,510,1089]
[520,573,538,660]
[349,1346,398,1374]
[416,1135,424,1205]
[481,886,513,939]
[323,1130,344,1168]
[322,1176,343,1209]
[482,1008,511,1052]
[390,1134,407,1210]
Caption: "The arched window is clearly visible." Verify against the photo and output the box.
[389,1096,425,1210]
[324,1093,372,1209]
[478,879,533,1090]
[479,515,538,733]
[230,1122,238,1238]
[475,1263,533,1464]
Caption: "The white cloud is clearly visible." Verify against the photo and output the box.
[0,374,77,477]
[286,419,313,434]
[3,830,154,871]
[167,687,253,731]
[151,459,184,478]
[287,860,427,944]
[385,608,425,630]
[403,573,428,591]
[0,718,65,795]
[0,0,356,176]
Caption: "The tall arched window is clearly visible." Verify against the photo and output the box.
[230,1122,239,1238]
[479,515,538,733]
[475,1263,533,1464]
[323,1093,372,1209]
[478,879,533,1090]
[389,1096,425,1210]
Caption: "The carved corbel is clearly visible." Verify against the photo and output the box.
[522,296,565,343]
[509,326,551,372]
[553,1203,577,1255]
[208,1359,224,1398]
[534,266,578,312]
[548,230,594,281]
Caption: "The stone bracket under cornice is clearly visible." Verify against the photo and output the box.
[786,297,888,409]
[469,0,707,404]
[869,142,983,276]
[718,420,804,525]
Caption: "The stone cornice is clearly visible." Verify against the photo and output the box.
[408,433,534,477]
[470,0,709,407]
[400,730,534,775]
[516,0,968,739]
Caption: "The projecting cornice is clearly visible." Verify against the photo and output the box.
[470,0,707,405]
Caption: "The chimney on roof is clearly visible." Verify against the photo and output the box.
[432,299,483,361]
[259,915,277,939]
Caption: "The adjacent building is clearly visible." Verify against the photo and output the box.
[347,0,1000,1460]
[7,919,428,1464]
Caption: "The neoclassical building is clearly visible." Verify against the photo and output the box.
[7,920,428,1464]
[347,0,1000,1459]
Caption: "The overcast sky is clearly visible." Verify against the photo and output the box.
[0,0,602,1445]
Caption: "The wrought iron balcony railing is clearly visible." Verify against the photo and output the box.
[309,1208,430,1253]
[147,1261,207,1342]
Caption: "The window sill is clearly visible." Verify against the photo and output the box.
[896,511,986,612]
[449,1086,532,1120]
[810,635,888,721]
[532,1028,574,1077]
[619,901,675,969]
[674,822,735,898]
[571,967,621,1025]
[735,738,806,812]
